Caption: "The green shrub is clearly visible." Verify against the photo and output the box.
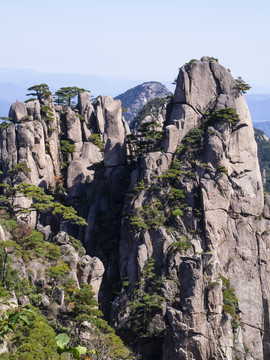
[8,162,31,178]
[219,274,239,318]
[132,180,146,197]
[179,128,204,159]
[235,76,251,94]
[204,108,239,126]
[46,243,61,260]
[0,305,61,359]
[45,262,70,283]
[69,236,85,257]
[122,258,165,339]
[218,166,228,175]
[26,84,52,101]
[172,209,183,216]
[169,188,185,201]
[170,238,191,252]
[12,183,87,226]
[130,198,166,231]
[159,159,183,180]
[88,133,103,150]
[0,117,13,130]
[184,59,197,67]
[74,113,85,122]
[60,140,75,154]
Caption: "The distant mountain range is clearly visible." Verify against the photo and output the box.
[0,68,174,117]
[245,94,270,136]
[1,67,270,136]
[115,81,171,124]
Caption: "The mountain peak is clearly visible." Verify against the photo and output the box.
[115,81,171,124]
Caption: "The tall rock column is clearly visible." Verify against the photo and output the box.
[114,57,270,360]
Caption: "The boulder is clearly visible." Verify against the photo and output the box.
[9,101,27,123]
[77,255,105,299]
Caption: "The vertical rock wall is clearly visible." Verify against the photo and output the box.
[114,57,270,360]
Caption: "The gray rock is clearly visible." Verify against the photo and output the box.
[114,58,269,359]
[1,124,18,177]
[55,231,70,245]
[162,125,180,153]
[26,100,40,119]
[67,142,102,191]
[9,101,27,123]
[35,277,46,289]
[0,225,5,242]
[78,91,94,123]
[103,96,127,167]
[77,255,105,299]
[18,295,30,305]
[41,295,51,308]
[65,108,83,145]
[36,224,51,241]
[60,244,79,269]
[51,286,65,305]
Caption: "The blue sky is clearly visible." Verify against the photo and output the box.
[1,0,270,92]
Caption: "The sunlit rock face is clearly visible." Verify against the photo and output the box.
[113,57,269,360]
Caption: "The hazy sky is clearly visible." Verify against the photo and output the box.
[1,0,270,92]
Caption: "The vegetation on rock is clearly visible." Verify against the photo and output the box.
[26,84,52,101]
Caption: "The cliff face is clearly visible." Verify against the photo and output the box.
[1,57,270,360]
[113,57,270,360]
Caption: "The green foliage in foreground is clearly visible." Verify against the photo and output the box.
[56,333,86,359]
[0,306,61,359]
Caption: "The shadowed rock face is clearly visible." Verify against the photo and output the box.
[1,58,270,359]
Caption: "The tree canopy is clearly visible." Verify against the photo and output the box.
[26,84,52,101]
[54,87,87,107]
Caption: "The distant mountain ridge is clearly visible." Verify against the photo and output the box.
[254,128,270,192]
[115,81,172,124]
[245,93,270,136]
[0,68,142,116]
[245,94,270,121]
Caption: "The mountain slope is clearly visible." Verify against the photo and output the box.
[115,81,171,124]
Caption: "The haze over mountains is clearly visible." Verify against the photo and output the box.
[1,67,270,136]
[0,68,173,117]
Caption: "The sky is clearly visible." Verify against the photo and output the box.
[1,0,270,93]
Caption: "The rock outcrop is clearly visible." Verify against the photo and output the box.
[112,57,270,360]
[1,57,270,360]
